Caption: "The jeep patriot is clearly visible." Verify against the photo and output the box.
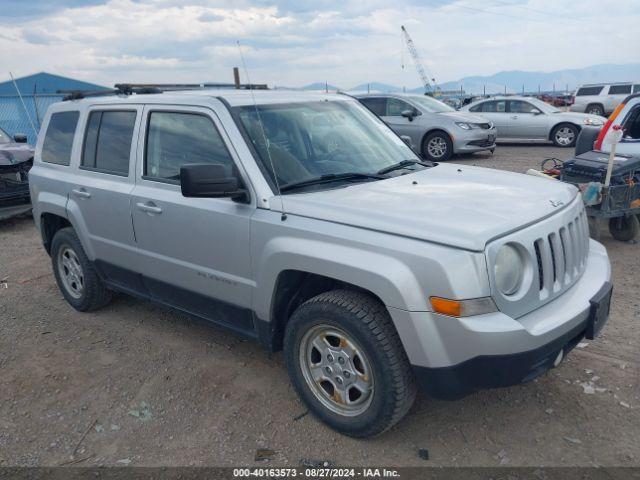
[29,89,612,437]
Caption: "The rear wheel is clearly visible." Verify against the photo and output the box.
[552,123,579,147]
[608,215,639,242]
[51,227,112,311]
[586,104,605,116]
[422,131,453,161]
[284,290,416,438]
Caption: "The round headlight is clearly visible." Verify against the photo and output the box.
[494,244,523,296]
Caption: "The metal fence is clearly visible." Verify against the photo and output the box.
[0,94,64,145]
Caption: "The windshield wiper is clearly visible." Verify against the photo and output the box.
[280,172,386,193]
[377,159,434,175]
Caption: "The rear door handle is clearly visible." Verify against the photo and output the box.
[72,188,91,199]
[136,202,163,215]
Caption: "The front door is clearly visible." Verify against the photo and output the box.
[507,100,549,139]
[130,105,255,332]
[380,97,424,150]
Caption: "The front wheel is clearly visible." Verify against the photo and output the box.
[586,104,605,116]
[284,290,416,438]
[552,123,579,148]
[422,131,453,161]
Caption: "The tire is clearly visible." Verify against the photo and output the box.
[588,217,601,242]
[51,227,112,311]
[608,215,640,242]
[574,126,601,156]
[585,104,605,116]
[422,131,453,161]
[284,289,416,438]
[551,123,579,148]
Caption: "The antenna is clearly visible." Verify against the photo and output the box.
[236,41,287,221]
[10,72,38,138]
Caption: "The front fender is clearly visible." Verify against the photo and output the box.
[253,236,424,321]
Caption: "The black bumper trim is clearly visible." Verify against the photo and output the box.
[412,318,589,400]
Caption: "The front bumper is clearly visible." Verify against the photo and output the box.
[453,128,497,153]
[388,240,611,399]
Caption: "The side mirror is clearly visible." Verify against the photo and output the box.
[532,110,543,116]
[401,109,416,121]
[180,164,248,202]
[13,133,28,143]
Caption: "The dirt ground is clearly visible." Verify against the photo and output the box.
[1,145,638,468]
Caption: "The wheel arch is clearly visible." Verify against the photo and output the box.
[420,128,454,157]
[549,121,581,141]
[40,212,72,254]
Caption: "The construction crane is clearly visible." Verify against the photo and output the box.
[401,25,438,95]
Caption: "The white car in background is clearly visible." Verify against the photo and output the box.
[460,96,605,148]
[570,83,640,117]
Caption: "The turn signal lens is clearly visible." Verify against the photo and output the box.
[430,296,497,318]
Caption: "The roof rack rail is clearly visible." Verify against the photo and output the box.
[113,83,269,91]
[60,85,162,101]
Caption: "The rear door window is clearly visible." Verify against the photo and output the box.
[82,110,136,176]
[41,111,79,165]
[386,98,416,116]
[608,85,632,95]
[359,98,386,116]
[508,101,541,114]
[481,101,506,113]
[144,111,235,183]
[576,86,604,96]
[634,85,640,94]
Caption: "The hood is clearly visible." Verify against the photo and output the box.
[277,163,578,251]
[437,111,490,124]
[0,143,35,167]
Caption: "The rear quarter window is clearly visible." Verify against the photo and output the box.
[576,86,604,96]
[41,111,79,165]
[359,98,386,116]
[608,85,632,95]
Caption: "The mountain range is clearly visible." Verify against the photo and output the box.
[289,63,640,95]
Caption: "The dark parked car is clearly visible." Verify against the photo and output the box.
[0,127,34,220]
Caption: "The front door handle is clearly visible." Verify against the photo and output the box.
[510,115,519,120]
[136,202,163,215]
[72,188,91,199]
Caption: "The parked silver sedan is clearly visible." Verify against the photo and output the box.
[460,96,605,147]
[356,93,497,161]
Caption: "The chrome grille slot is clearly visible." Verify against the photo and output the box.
[534,237,555,298]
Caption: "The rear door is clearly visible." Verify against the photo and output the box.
[129,104,255,331]
[67,106,141,270]
[605,84,632,113]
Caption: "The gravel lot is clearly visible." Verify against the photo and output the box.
[1,145,638,468]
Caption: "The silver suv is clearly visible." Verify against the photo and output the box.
[30,89,612,437]
[571,82,640,116]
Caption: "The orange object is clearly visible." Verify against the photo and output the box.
[430,297,461,317]
[631,199,640,209]
[595,102,626,151]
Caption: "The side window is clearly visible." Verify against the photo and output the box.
[482,101,506,113]
[82,111,136,176]
[145,111,235,183]
[509,101,540,114]
[386,98,415,116]
[608,85,632,95]
[469,103,483,112]
[634,85,640,94]
[623,106,640,139]
[359,98,386,116]
[41,111,79,165]
[576,86,604,96]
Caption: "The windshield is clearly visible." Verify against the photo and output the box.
[235,100,421,192]
[407,95,455,113]
[0,128,11,144]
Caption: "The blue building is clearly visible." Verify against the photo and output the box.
[0,72,108,144]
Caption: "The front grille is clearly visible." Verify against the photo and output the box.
[468,138,494,147]
[532,208,589,300]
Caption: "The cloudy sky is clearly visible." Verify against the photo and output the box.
[1,0,638,89]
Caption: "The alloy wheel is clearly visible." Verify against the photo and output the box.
[57,246,84,299]
[299,324,374,417]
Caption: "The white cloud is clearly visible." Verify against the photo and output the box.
[0,0,638,88]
